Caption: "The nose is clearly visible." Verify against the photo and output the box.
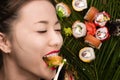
[48,31,63,48]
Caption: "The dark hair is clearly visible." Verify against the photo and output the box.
[0,0,29,34]
[0,0,54,68]
[0,0,54,33]
[0,0,32,68]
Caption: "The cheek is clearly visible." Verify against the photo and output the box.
[59,34,63,46]
[10,36,49,76]
[11,33,47,68]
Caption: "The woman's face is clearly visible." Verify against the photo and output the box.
[9,0,63,79]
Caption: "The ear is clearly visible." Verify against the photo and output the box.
[0,33,11,53]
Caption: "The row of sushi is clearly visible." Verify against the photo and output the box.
[55,0,120,64]
[55,1,110,63]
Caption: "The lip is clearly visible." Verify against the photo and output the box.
[45,50,60,56]
[43,50,60,70]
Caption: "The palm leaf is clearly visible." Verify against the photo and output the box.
[55,0,120,80]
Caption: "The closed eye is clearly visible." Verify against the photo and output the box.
[37,30,47,33]
[55,29,61,32]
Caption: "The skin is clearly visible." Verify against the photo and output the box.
[0,0,63,80]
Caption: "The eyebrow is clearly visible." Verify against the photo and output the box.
[55,20,60,25]
[36,20,60,25]
[37,21,48,24]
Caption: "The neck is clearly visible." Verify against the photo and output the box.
[2,54,40,80]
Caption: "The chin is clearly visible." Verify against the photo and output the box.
[41,70,56,80]
[42,76,54,80]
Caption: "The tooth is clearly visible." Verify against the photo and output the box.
[46,53,58,57]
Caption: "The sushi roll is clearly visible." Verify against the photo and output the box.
[72,0,87,11]
[94,11,110,27]
[84,34,102,49]
[43,55,63,68]
[95,27,109,41]
[72,20,87,38]
[79,47,95,63]
[84,6,99,21]
[56,2,71,17]
[106,19,120,36]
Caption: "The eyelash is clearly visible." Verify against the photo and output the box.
[37,29,61,33]
[55,29,61,32]
[37,30,47,33]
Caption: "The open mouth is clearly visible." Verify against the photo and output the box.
[43,52,63,69]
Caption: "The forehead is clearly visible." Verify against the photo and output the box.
[19,0,54,11]
[17,0,56,22]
